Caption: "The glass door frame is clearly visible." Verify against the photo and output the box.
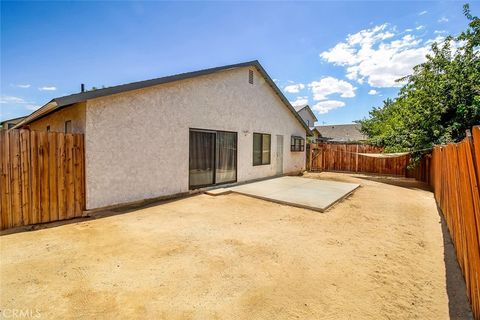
[188,128,238,189]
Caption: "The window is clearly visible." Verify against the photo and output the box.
[248,69,254,84]
[46,125,50,132]
[253,133,271,165]
[291,136,305,152]
[64,120,72,133]
[306,120,310,126]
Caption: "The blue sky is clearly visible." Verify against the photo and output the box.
[0,1,475,124]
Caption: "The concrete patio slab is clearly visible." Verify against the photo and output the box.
[229,176,359,212]
[205,188,231,196]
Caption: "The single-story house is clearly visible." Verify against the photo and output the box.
[0,116,26,130]
[14,60,310,210]
[315,124,367,143]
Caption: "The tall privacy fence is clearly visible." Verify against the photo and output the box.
[429,126,480,318]
[308,143,411,176]
[0,129,85,230]
[309,127,480,318]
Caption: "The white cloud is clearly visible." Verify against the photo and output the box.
[319,23,440,88]
[0,96,26,104]
[308,77,356,101]
[438,17,449,23]
[312,100,346,114]
[419,10,428,16]
[405,28,413,32]
[434,30,447,34]
[416,25,425,30]
[284,83,305,93]
[38,86,56,91]
[16,84,31,88]
[368,89,379,95]
[26,104,41,111]
[290,96,309,108]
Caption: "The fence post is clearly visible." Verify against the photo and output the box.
[355,144,359,173]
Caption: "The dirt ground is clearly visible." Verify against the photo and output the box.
[0,172,472,319]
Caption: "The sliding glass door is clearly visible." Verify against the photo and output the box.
[189,129,237,189]
[189,130,216,187]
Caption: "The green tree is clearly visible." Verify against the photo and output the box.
[359,4,480,157]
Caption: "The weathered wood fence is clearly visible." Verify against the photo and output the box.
[429,126,480,318]
[0,129,85,230]
[309,127,480,317]
[309,143,410,176]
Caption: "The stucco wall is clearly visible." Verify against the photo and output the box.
[85,67,306,209]
[29,102,86,133]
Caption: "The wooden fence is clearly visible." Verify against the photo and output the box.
[309,129,480,318]
[0,129,85,230]
[429,126,480,318]
[309,143,410,176]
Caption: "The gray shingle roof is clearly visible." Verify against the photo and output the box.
[315,124,367,142]
[14,60,311,135]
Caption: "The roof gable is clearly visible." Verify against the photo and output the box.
[14,61,311,134]
[296,105,318,122]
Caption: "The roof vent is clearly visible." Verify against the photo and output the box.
[81,83,85,92]
[248,70,254,84]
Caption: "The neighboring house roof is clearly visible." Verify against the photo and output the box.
[315,124,367,142]
[295,105,318,123]
[13,60,311,135]
[0,116,26,128]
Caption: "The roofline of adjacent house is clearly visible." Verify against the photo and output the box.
[0,115,26,124]
[316,123,360,127]
[296,105,318,122]
[13,60,312,135]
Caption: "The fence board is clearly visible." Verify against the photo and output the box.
[20,130,30,226]
[0,129,85,230]
[429,126,480,318]
[39,131,49,223]
[10,129,22,227]
[57,133,66,221]
[49,132,58,221]
[65,134,75,219]
[30,131,40,224]
[73,134,83,217]
[0,130,7,229]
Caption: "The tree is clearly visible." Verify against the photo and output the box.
[358,4,480,157]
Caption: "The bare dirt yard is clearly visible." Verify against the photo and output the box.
[0,172,472,319]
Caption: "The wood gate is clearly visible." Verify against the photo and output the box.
[0,129,85,230]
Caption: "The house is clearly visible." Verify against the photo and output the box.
[0,116,26,130]
[14,60,310,210]
[315,124,367,143]
[295,105,320,143]
[295,104,317,128]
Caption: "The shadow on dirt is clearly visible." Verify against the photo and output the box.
[437,206,473,319]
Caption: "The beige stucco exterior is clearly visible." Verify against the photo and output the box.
[27,67,307,209]
[85,67,306,209]
[28,102,86,133]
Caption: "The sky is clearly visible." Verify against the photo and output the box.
[0,1,476,124]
